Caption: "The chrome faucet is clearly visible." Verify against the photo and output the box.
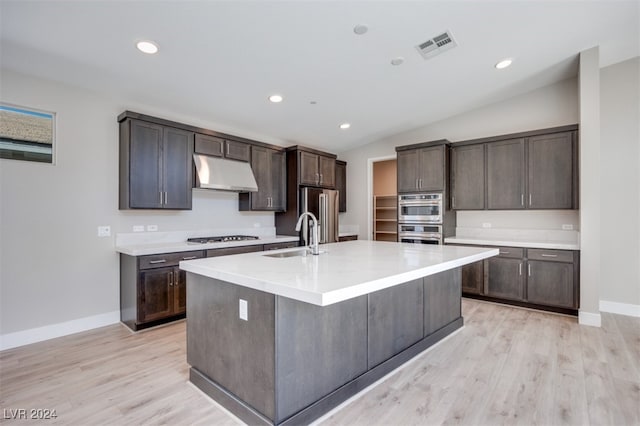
[295,212,320,255]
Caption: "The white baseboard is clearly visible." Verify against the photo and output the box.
[578,310,602,327]
[0,310,120,351]
[599,300,640,317]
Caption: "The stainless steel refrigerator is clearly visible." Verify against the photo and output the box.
[299,187,339,245]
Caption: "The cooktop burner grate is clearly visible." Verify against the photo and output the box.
[187,235,260,244]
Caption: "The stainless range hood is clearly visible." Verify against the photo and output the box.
[193,154,258,192]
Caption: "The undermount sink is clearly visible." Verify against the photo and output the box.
[263,249,327,258]
[263,249,310,258]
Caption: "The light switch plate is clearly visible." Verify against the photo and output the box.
[133,225,145,232]
[562,224,574,230]
[147,225,158,231]
[97,226,111,237]
[482,223,492,228]
[239,299,248,321]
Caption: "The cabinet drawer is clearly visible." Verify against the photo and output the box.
[495,246,524,259]
[263,241,299,251]
[139,250,205,270]
[207,245,263,257]
[527,249,574,263]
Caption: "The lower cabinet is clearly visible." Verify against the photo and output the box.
[458,245,579,313]
[338,235,358,242]
[121,250,205,331]
[121,240,300,331]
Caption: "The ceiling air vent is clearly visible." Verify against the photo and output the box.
[415,30,457,60]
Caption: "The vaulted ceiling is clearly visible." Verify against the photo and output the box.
[1,1,638,152]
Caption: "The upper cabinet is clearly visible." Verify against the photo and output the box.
[297,149,336,188]
[397,145,446,193]
[119,118,194,210]
[239,146,286,212]
[487,138,526,209]
[451,126,578,211]
[451,144,485,210]
[335,160,347,212]
[194,134,250,162]
[527,132,576,209]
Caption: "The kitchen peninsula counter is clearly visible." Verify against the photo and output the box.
[182,241,497,425]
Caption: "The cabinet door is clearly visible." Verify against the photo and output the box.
[225,140,250,162]
[336,161,347,212]
[139,267,174,323]
[174,268,187,314]
[299,151,319,186]
[528,132,574,209]
[526,260,574,308]
[318,156,336,188]
[397,150,419,193]
[417,145,445,191]
[129,120,163,208]
[487,138,526,209]
[162,127,194,209]
[424,269,461,335]
[194,134,224,157]
[486,257,524,301]
[250,146,272,210]
[461,260,484,294]
[270,150,286,211]
[452,144,485,210]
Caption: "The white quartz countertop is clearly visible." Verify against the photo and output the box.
[116,235,299,256]
[445,236,580,250]
[180,240,499,306]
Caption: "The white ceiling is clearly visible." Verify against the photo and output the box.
[1,1,638,153]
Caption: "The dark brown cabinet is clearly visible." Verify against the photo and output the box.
[299,151,336,188]
[527,132,576,209]
[397,145,446,193]
[194,133,250,162]
[120,250,205,331]
[336,160,347,212]
[487,138,526,210]
[526,249,576,308]
[451,144,485,210]
[460,260,484,294]
[239,146,285,211]
[120,119,194,210]
[338,235,358,242]
[452,126,578,211]
[486,256,525,301]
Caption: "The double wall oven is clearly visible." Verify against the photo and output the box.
[398,193,444,245]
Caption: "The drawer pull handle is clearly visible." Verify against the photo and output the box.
[182,256,197,260]
[528,264,532,276]
[519,262,522,275]
[541,254,558,258]
[149,259,167,264]
[500,251,510,254]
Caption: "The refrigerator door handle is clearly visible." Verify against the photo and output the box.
[319,193,327,243]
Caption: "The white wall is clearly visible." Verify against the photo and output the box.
[0,70,280,338]
[600,57,640,307]
[339,77,580,240]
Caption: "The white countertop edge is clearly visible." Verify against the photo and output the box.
[445,237,579,250]
[181,248,499,306]
[116,235,300,256]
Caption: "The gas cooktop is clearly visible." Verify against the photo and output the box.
[187,235,260,244]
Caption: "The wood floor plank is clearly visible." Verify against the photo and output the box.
[2,300,639,425]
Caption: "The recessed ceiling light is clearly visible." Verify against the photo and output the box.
[339,123,351,129]
[136,40,158,54]
[268,94,283,103]
[495,58,513,69]
[391,57,405,66]
[353,24,368,35]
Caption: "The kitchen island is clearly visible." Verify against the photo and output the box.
[180,240,498,425]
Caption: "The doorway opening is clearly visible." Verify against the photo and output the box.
[372,159,397,241]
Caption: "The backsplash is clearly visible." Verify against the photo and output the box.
[116,226,277,246]
[456,210,580,230]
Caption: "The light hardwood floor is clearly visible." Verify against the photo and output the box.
[1,299,638,425]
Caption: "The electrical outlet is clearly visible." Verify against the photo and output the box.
[146,225,158,232]
[482,223,492,228]
[239,299,248,321]
[97,226,111,237]
[133,225,144,232]
[562,224,574,230]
